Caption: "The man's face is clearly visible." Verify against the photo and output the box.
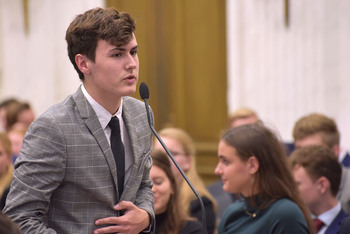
[83,34,139,100]
[293,165,321,214]
[295,133,325,148]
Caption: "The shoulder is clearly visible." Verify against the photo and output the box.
[123,96,145,112]
[341,166,350,185]
[340,216,350,234]
[267,199,309,234]
[190,196,216,234]
[122,96,151,120]
[267,199,306,222]
[220,200,245,222]
[270,198,302,215]
[181,219,204,234]
[35,92,78,123]
[190,196,214,209]
[190,196,216,220]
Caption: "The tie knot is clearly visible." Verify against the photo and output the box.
[313,218,324,232]
[109,116,120,134]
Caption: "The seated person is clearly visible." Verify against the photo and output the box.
[153,127,217,234]
[215,124,313,233]
[227,107,259,128]
[293,113,350,214]
[0,133,13,210]
[150,150,203,234]
[290,145,347,233]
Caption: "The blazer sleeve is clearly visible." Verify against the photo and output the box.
[4,115,66,234]
[133,106,155,233]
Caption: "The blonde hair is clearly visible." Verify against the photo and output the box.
[293,113,339,148]
[227,107,259,128]
[157,128,218,215]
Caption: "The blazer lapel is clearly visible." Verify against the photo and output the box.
[325,209,347,234]
[72,87,120,196]
[121,98,142,200]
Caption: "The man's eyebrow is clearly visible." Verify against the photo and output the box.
[110,45,139,52]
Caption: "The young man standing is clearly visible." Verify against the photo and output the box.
[290,145,347,233]
[4,8,154,234]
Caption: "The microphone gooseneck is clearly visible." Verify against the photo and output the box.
[139,82,207,234]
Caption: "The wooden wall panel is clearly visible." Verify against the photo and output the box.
[107,0,227,185]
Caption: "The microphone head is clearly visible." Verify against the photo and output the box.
[139,82,149,99]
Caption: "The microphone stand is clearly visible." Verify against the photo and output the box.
[141,89,207,234]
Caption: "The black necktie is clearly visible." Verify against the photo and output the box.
[108,116,125,197]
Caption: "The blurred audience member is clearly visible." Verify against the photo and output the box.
[5,101,35,132]
[290,145,347,233]
[0,98,20,132]
[150,150,203,234]
[153,127,217,234]
[7,123,27,163]
[293,113,350,214]
[0,212,21,234]
[228,107,295,154]
[227,107,259,129]
[0,133,13,210]
[215,124,314,233]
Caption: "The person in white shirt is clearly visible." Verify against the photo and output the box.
[290,145,348,234]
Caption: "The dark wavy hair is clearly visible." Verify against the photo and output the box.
[65,7,136,80]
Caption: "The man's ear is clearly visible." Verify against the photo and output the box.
[317,176,330,194]
[248,156,259,175]
[332,144,340,158]
[75,54,90,75]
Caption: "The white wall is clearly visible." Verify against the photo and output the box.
[226,0,350,147]
[0,0,104,116]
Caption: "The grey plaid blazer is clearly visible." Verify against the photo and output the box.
[4,87,155,233]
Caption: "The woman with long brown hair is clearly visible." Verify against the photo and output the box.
[150,150,203,234]
[215,123,315,234]
[153,127,217,234]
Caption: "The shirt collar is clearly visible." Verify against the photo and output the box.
[81,84,123,130]
[317,202,341,227]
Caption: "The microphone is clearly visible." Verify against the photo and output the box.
[139,82,207,234]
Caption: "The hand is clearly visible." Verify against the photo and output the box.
[94,201,150,234]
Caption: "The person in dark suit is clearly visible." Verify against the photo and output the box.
[293,113,350,214]
[340,216,350,233]
[4,7,154,234]
[290,145,348,233]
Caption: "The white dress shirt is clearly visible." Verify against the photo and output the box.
[81,85,133,185]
